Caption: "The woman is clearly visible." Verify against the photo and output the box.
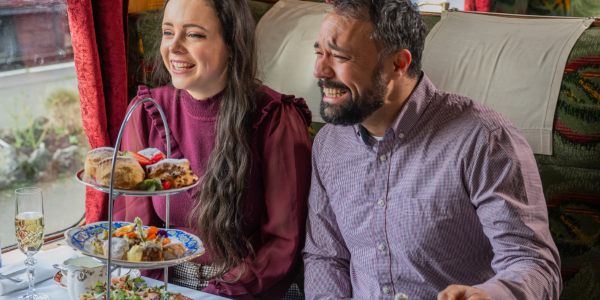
[114,0,312,298]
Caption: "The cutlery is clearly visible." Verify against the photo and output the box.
[0,271,24,283]
[3,268,26,277]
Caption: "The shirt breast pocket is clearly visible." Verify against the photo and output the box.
[390,197,468,262]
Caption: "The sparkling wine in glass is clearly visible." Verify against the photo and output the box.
[14,187,49,300]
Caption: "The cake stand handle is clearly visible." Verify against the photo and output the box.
[165,194,170,290]
[106,98,172,297]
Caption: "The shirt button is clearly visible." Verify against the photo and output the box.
[379,154,387,162]
[398,132,405,138]
[378,243,386,251]
[395,293,408,300]
[382,286,390,294]
[377,199,385,207]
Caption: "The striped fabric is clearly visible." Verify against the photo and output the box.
[303,74,562,300]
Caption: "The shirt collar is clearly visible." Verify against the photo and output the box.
[356,72,436,146]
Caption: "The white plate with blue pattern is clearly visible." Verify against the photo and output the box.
[64,221,205,269]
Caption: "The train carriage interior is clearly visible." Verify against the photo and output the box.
[0,0,598,299]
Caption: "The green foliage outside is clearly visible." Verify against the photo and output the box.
[0,88,90,191]
[43,89,82,136]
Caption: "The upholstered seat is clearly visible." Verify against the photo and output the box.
[423,15,600,299]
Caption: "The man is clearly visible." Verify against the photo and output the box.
[302,0,562,299]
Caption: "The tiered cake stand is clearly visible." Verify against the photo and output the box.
[66,98,204,297]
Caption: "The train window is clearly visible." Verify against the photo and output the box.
[0,0,87,251]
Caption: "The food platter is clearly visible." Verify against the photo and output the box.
[53,269,141,289]
[64,222,205,269]
[75,97,193,294]
[75,170,200,197]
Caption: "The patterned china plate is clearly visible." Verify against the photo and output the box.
[64,222,205,269]
[75,170,200,197]
[53,269,141,289]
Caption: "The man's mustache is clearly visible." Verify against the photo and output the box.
[318,79,350,91]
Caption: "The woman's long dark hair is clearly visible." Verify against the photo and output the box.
[153,0,260,281]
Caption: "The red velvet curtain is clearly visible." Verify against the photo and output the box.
[464,0,492,11]
[67,0,129,224]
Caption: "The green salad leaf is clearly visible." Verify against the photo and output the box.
[136,178,163,192]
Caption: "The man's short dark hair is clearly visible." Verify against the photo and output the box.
[332,0,426,79]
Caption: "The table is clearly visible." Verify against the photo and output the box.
[0,248,227,300]
[0,275,227,300]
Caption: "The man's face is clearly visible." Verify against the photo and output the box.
[314,11,387,126]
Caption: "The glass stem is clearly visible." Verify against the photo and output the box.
[24,253,36,295]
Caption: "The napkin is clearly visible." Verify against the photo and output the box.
[0,246,78,295]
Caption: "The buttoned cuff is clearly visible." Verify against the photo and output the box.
[472,281,515,300]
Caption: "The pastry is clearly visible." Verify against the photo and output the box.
[141,241,163,261]
[95,156,145,189]
[84,147,199,191]
[127,245,143,262]
[84,147,120,177]
[91,217,182,263]
[102,238,130,260]
[82,173,96,184]
[146,159,199,189]
[125,148,165,167]
[92,239,104,255]
[163,241,186,260]
[138,148,166,163]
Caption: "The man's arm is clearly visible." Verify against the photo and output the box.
[303,131,353,300]
[463,126,562,300]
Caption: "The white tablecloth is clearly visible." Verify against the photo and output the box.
[0,248,226,300]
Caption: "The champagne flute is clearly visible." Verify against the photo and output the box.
[14,187,49,300]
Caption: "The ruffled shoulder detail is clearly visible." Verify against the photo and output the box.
[253,85,312,130]
[135,85,153,100]
[135,85,185,159]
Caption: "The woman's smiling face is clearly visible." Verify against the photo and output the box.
[160,0,229,100]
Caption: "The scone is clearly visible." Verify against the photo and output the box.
[81,173,96,184]
[84,147,120,177]
[95,156,145,189]
[146,159,199,189]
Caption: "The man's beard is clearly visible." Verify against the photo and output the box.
[318,67,387,126]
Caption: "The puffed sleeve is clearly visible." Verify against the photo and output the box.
[113,93,161,226]
[202,100,312,299]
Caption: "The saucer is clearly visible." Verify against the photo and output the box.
[53,269,141,289]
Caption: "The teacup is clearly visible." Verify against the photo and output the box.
[63,257,107,300]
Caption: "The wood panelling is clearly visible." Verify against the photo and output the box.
[128,0,165,13]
